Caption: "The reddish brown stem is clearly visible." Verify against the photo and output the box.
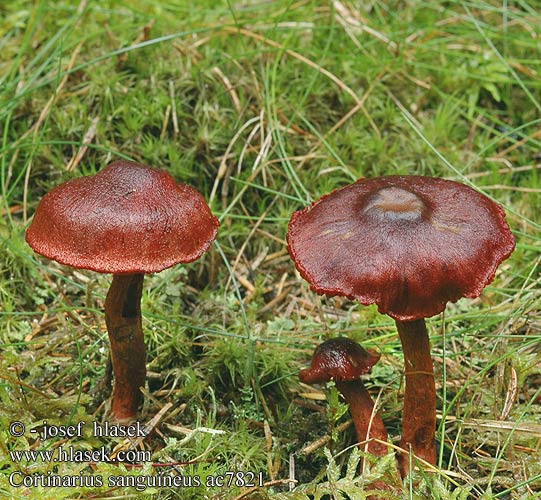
[395,319,436,476]
[104,273,146,421]
[335,380,389,457]
[336,380,390,494]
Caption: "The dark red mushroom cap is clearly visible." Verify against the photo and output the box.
[25,160,219,274]
[299,337,380,384]
[287,176,515,321]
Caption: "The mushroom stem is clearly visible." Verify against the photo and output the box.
[335,380,389,458]
[395,319,436,476]
[104,273,146,421]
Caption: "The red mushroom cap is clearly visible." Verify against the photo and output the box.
[287,176,515,321]
[299,337,380,384]
[25,160,219,274]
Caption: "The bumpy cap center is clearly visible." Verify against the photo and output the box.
[364,187,427,221]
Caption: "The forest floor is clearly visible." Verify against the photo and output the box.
[1,1,540,499]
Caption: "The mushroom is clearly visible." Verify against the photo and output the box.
[26,160,219,421]
[299,337,389,459]
[287,175,515,476]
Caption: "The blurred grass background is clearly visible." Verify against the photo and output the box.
[0,0,540,498]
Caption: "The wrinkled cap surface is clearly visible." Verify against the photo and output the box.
[26,160,219,274]
[299,337,380,384]
[287,175,515,321]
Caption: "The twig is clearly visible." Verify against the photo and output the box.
[300,419,353,455]
[232,479,298,500]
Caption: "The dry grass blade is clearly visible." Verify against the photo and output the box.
[22,42,83,222]
[211,66,242,115]
[333,0,397,53]
[210,114,261,204]
[66,116,99,172]
[222,26,381,138]
[445,416,541,438]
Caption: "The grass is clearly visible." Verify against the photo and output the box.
[0,0,540,498]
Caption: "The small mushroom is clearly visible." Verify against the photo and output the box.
[300,337,389,459]
[287,175,515,476]
[26,160,219,420]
